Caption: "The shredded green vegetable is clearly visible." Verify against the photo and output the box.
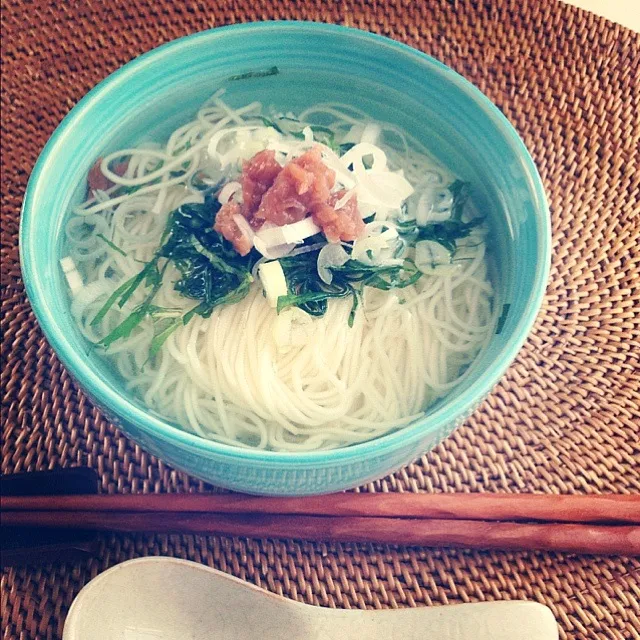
[416,217,484,253]
[228,66,279,81]
[275,251,421,327]
[252,115,338,151]
[97,233,127,257]
[90,159,479,355]
[92,200,255,354]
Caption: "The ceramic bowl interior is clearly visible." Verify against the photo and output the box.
[20,22,550,495]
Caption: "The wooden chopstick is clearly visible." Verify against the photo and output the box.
[3,510,638,555]
[3,493,639,524]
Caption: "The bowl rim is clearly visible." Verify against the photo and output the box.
[20,20,551,464]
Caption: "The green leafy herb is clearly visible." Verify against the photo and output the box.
[396,217,418,245]
[276,250,352,317]
[449,179,470,222]
[97,233,127,257]
[281,121,336,149]
[91,275,138,327]
[254,116,284,133]
[338,142,356,155]
[254,115,339,151]
[276,287,352,314]
[397,181,481,254]
[417,217,484,253]
[148,312,189,357]
[275,250,421,322]
[99,308,148,348]
[228,66,279,81]
[92,161,483,354]
[92,200,256,353]
[97,261,170,347]
[306,125,335,149]
[347,290,360,327]
[118,260,159,309]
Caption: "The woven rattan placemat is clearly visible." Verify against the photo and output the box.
[2,1,639,638]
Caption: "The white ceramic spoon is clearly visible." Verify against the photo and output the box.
[63,557,559,640]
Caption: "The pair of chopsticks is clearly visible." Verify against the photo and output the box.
[3,493,639,555]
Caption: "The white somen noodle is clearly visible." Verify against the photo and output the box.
[65,95,495,451]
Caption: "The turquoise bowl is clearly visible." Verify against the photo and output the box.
[20,22,550,495]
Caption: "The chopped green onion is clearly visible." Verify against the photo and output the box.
[97,233,127,257]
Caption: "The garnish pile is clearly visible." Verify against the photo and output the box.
[88,133,481,354]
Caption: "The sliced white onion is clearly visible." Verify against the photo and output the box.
[288,242,326,257]
[255,241,326,275]
[415,240,452,273]
[351,236,389,264]
[207,126,260,160]
[65,270,84,295]
[380,227,398,242]
[282,217,321,243]
[219,181,242,205]
[358,201,391,220]
[357,171,414,210]
[232,214,255,244]
[319,149,357,190]
[60,257,84,295]
[416,187,451,225]
[255,226,288,247]
[60,256,77,274]
[207,128,236,160]
[253,242,324,277]
[340,143,387,173]
[317,243,350,284]
[302,126,314,143]
[351,222,402,266]
[258,260,288,308]
[251,256,267,280]
[361,220,396,235]
[360,123,381,145]
[340,124,365,145]
[219,130,276,168]
[253,237,296,259]
[266,139,307,159]
[415,188,435,226]
[255,217,321,247]
[334,188,356,210]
